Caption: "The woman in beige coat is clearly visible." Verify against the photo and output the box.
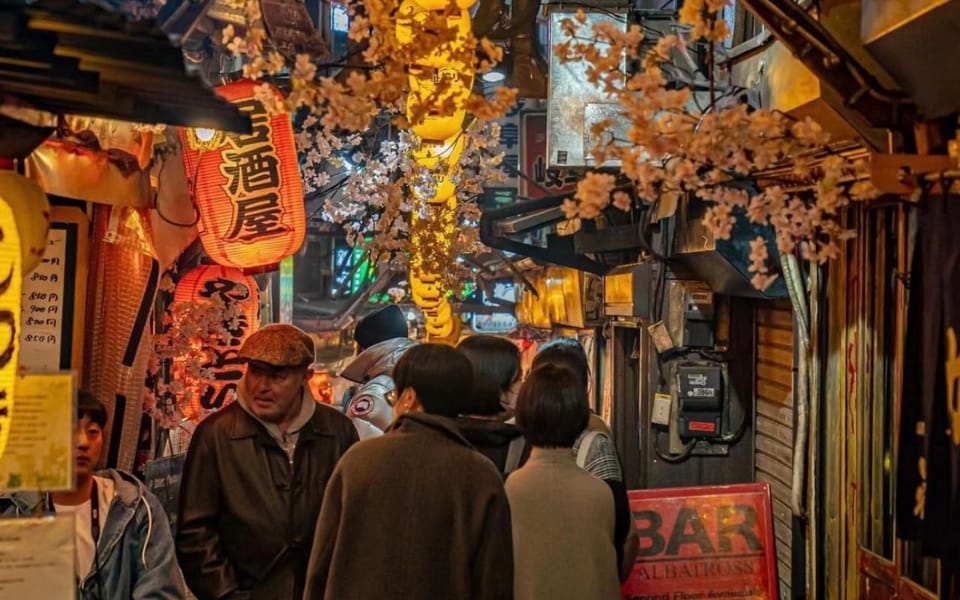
[505,365,627,600]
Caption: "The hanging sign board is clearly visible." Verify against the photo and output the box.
[0,373,75,492]
[622,483,779,600]
[519,111,579,200]
[18,205,88,377]
[471,313,518,334]
[143,454,186,536]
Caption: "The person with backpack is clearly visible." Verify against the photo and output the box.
[340,305,417,439]
[455,335,528,477]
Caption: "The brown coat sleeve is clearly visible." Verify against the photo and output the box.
[303,464,345,600]
[472,488,514,600]
[176,427,240,599]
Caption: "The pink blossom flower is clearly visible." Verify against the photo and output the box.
[612,191,632,211]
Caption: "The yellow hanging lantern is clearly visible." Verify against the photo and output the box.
[411,135,466,170]
[406,0,476,10]
[398,0,474,143]
[0,172,50,275]
[0,192,22,460]
[413,136,465,203]
[396,1,472,68]
[407,80,471,142]
[401,0,476,340]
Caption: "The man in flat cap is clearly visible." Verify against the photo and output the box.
[177,324,359,600]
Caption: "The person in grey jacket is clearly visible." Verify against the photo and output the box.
[1,392,185,599]
[340,305,417,438]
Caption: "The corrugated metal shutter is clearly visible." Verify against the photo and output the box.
[755,301,795,600]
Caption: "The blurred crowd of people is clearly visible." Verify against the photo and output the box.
[3,305,638,599]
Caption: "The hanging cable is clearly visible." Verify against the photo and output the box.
[654,430,696,463]
[153,156,200,227]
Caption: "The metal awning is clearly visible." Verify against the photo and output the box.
[480,194,650,276]
[0,0,249,132]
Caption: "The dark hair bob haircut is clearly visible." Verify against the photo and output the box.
[515,364,588,448]
[393,343,473,418]
[456,335,520,416]
[78,390,108,429]
[530,337,589,390]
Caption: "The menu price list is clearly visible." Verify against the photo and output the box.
[19,231,66,373]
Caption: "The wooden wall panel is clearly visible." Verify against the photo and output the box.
[756,300,795,599]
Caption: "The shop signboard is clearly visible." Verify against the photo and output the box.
[490,99,527,192]
[279,254,294,323]
[471,313,518,334]
[622,483,779,600]
[519,111,580,200]
[144,454,186,536]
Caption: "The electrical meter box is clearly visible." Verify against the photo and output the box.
[677,364,723,438]
[665,279,715,348]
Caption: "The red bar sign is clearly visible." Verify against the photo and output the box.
[622,483,779,600]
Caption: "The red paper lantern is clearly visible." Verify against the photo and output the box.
[180,80,305,269]
[172,265,260,423]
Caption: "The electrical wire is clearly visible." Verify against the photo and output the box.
[654,430,695,463]
[153,158,200,228]
[154,190,200,227]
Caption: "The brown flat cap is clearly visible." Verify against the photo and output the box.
[239,324,315,368]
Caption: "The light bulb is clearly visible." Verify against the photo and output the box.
[194,128,217,142]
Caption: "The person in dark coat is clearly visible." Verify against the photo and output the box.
[176,324,359,600]
[456,335,528,476]
[304,343,514,600]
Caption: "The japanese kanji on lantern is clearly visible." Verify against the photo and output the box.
[180,80,305,270]
[399,0,476,340]
[172,265,260,423]
[0,185,23,460]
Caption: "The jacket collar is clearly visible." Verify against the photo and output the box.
[387,412,475,448]
[81,469,149,588]
[99,468,144,507]
[230,386,342,440]
[340,338,417,383]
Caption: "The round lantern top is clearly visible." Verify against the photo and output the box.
[0,171,50,275]
[174,264,260,306]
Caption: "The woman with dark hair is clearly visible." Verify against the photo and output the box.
[506,365,627,600]
[455,335,527,477]
[531,337,639,580]
[531,337,622,481]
